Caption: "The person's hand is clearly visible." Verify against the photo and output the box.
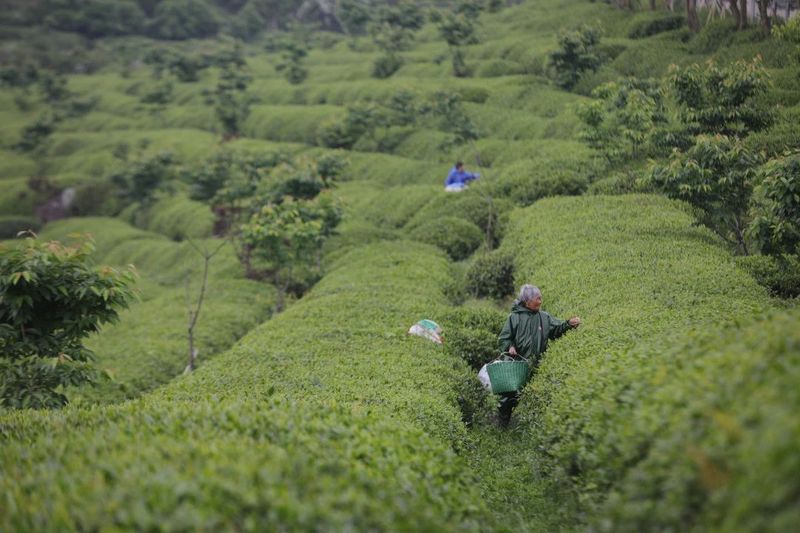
[568,316,581,327]
[508,346,518,355]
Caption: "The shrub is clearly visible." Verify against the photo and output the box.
[736,254,800,298]
[408,216,484,260]
[372,54,404,79]
[146,195,215,241]
[691,17,738,53]
[667,57,772,137]
[744,109,800,156]
[443,325,497,370]
[627,13,685,39]
[548,24,602,90]
[646,135,762,255]
[465,249,515,300]
[439,305,507,369]
[147,0,220,40]
[0,236,136,409]
[491,159,590,207]
[455,85,490,104]
[749,153,800,255]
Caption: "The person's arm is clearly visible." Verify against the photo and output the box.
[498,315,516,354]
[548,314,580,340]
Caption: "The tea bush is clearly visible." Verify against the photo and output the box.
[0,241,492,530]
[145,194,215,241]
[408,215,484,260]
[501,194,797,529]
[736,253,800,298]
[439,305,506,370]
[490,158,589,206]
[626,12,685,39]
[465,249,515,300]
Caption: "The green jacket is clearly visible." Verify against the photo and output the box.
[498,303,574,366]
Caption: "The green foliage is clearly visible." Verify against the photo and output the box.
[501,195,790,529]
[69,180,123,217]
[736,253,800,298]
[668,57,773,137]
[372,53,404,79]
[0,236,136,409]
[646,135,762,254]
[42,0,146,38]
[465,249,515,300]
[143,48,211,82]
[111,151,176,206]
[0,240,491,530]
[338,0,372,36]
[37,218,274,402]
[749,153,800,255]
[577,77,670,162]
[409,215,483,261]
[147,0,220,40]
[772,13,800,67]
[626,12,684,39]
[368,2,424,79]
[146,195,215,240]
[490,158,590,207]
[275,40,308,85]
[430,4,482,77]
[691,17,739,54]
[205,44,251,138]
[441,306,506,370]
[15,113,57,153]
[548,24,602,90]
[317,102,385,149]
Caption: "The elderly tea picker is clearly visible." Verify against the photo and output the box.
[496,284,581,426]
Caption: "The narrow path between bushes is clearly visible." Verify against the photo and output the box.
[465,421,573,532]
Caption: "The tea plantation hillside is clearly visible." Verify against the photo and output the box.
[1,0,799,530]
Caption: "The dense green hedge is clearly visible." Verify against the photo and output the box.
[501,195,797,529]
[146,194,215,241]
[0,241,491,530]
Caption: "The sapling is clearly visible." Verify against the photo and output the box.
[183,238,228,373]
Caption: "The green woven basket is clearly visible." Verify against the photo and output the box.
[486,360,530,393]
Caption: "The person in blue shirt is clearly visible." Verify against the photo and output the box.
[444,161,479,191]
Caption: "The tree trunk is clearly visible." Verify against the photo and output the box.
[686,0,701,32]
[728,0,741,27]
[739,0,748,29]
[650,0,657,10]
[756,0,771,32]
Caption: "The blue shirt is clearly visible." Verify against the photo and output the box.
[444,167,479,187]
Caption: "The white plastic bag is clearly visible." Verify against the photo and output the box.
[477,364,492,391]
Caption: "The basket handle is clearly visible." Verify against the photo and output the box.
[493,352,529,363]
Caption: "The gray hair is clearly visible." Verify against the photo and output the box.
[517,284,541,303]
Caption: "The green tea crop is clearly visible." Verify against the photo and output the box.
[0,241,491,530]
[1,0,798,528]
[500,195,798,529]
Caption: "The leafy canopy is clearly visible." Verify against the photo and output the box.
[646,134,762,254]
[0,236,137,409]
[668,57,772,137]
